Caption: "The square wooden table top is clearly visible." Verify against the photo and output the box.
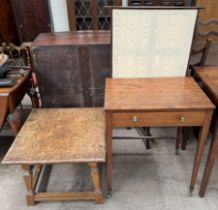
[104,77,214,111]
[2,108,105,165]
[194,66,218,106]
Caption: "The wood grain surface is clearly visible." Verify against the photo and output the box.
[112,111,207,127]
[0,0,18,44]
[194,66,218,105]
[32,31,111,108]
[10,0,51,42]
[32,31,111,47]
[104,77,214,111]
[2,108,105,164]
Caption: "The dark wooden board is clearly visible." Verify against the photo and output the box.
[32,31,111,108]
[11,0,51,42]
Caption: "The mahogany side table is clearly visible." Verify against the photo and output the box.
[104,77,215,194]
[194,66,218,197]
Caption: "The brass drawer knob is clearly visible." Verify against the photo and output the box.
[133,116,138,122]
[180,116,185,122]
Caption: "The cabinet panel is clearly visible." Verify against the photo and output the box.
[33,46,84,108]
[32,31,111,108]
[0,0,18,43]
[11,0,51,42]
[89,45,111,106]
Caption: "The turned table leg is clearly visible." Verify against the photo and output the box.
[89,163,103,204]
[199,120,218,197]
[22,165,35,206]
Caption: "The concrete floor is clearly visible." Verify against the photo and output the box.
[0,127,218,210]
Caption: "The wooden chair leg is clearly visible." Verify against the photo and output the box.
[89,163,103,204]
[30,95,39,108]
[176,127,183,153]
[22,165,35,206]
[146,127,153,149]
[27,87,39,108]
[181,127,188,150]
[137,127,151,150]
[194,127,200,140]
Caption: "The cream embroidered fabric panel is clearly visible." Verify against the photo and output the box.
[112,9,198,78]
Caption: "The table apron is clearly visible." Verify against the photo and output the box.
[111,111,207,127]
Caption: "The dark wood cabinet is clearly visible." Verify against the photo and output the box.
[0,0,18,44]
[10,0,52,43]
[67,0,122,31]
[32,31,111,108]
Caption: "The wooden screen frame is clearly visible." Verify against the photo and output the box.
[111,6,201,77]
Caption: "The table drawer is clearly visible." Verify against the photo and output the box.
[112,111,206,127]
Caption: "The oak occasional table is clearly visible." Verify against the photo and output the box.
[194,66,218,197]
[2,108,105,205]
[104,77,215,194]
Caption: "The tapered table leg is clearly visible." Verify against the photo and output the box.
[176,127,183,154]
[199,120,218,197]
[189,111,213,193]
